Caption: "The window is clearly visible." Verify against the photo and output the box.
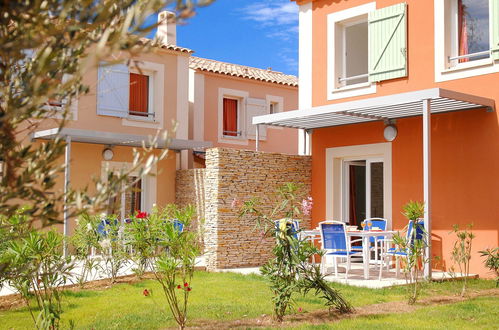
[338,19,369,87]
[97,62,160,122]
[327,3,407,100]
[435,0,499,81]
[129,73,150,117]
[218,88,248,144]
[223,98,239,137]
[269,102,277,114]
[449,0,490,65]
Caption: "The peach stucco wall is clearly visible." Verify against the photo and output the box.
[202,73,299,154]
[23,48,185,234]
[307,0,499,277]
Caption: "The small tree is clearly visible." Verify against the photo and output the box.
[150,205,199,330]
[449,224,475,296]
[240,183,352,322]
[392,200,427,304]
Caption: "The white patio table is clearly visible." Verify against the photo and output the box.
[347,230,396,279]
[303,229,396,280]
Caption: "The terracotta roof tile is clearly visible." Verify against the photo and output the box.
[139,38,193,53]
[189,56,298,87]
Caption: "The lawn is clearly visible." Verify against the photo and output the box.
[0,271,496,329]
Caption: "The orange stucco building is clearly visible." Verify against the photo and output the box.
[255,0,498,277]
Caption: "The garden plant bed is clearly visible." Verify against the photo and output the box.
[0,272,496,329]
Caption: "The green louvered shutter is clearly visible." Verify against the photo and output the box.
[492,0,499,60]
[368,3,407,82]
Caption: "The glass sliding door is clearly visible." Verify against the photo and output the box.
[344,158,384,225]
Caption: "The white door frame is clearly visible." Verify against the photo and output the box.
[326,142,392,229]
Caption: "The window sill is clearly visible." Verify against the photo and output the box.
[125,114,156,123]
[218,135,249,146]
[443,58,494,73]
[328,82,376,101]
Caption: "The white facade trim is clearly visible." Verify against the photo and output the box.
[327,2,376,101]
[176,56,190,169]
[298,2,313,155]
[217,87,249,146]
[191,70,205,141]
[434,0,499,82]
[325,142,392,228]
[122,60,165,129]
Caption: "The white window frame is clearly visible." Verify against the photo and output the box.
[266,95,284,130]
[342,157,385,223]
[218,88,248,145]
[435,0,499,82]
[101,161,157,218]
[327,2,377,101]
[326,142,392,229]
[122,60,165,129]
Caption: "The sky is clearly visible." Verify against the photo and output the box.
[149,0,299,76]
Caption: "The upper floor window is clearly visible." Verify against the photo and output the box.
[97,63,155,120]
[435,0,499,81]
[449,0,490,66]
[222,98,240,137]
[338,19,369,87]
[327,3,407,100]
[129,73,150,117]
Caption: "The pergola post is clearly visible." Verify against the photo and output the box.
[255,124,260,151]
[422,99,432,279]
[63,135,71,257]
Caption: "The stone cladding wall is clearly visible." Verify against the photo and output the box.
[203,148,311,270]
[175,169,206,247]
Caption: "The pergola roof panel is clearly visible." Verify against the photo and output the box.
[253,88,495,130]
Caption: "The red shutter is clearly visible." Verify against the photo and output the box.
[223,98,238,136]
[129,73,149,116]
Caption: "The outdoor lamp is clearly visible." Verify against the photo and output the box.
[102,147,114,161]
[383,124,398,142]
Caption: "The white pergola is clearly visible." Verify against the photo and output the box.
[32,128,212,255]
[253,88,495,278]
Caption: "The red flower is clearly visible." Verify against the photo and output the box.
[143,289,150,296]
[187,287,192,292]
[177,285,182,289]
[184,282,189,287]
[298,307,302,313]
[136,211,148,219]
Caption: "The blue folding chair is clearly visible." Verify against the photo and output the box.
[319,221,364,279]
[379,219,425,279]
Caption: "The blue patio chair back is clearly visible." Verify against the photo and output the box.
[320,222,347,251]
[172,219,184,233]
[362,218,387,243]
[404,219,425,246]
[97,218,119,237]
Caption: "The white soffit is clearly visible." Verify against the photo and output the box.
[32,128,212,150]
[253,88,495,129]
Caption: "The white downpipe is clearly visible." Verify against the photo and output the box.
[422,99,432,279]
[255,125,260,151]
[63,135,71,257]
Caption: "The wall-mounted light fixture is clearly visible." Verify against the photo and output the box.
[102,147,114,161]
[383,121,398,142]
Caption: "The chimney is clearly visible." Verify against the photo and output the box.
[157,11,176,45]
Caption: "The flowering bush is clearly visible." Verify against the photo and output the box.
[151,205,199,330]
